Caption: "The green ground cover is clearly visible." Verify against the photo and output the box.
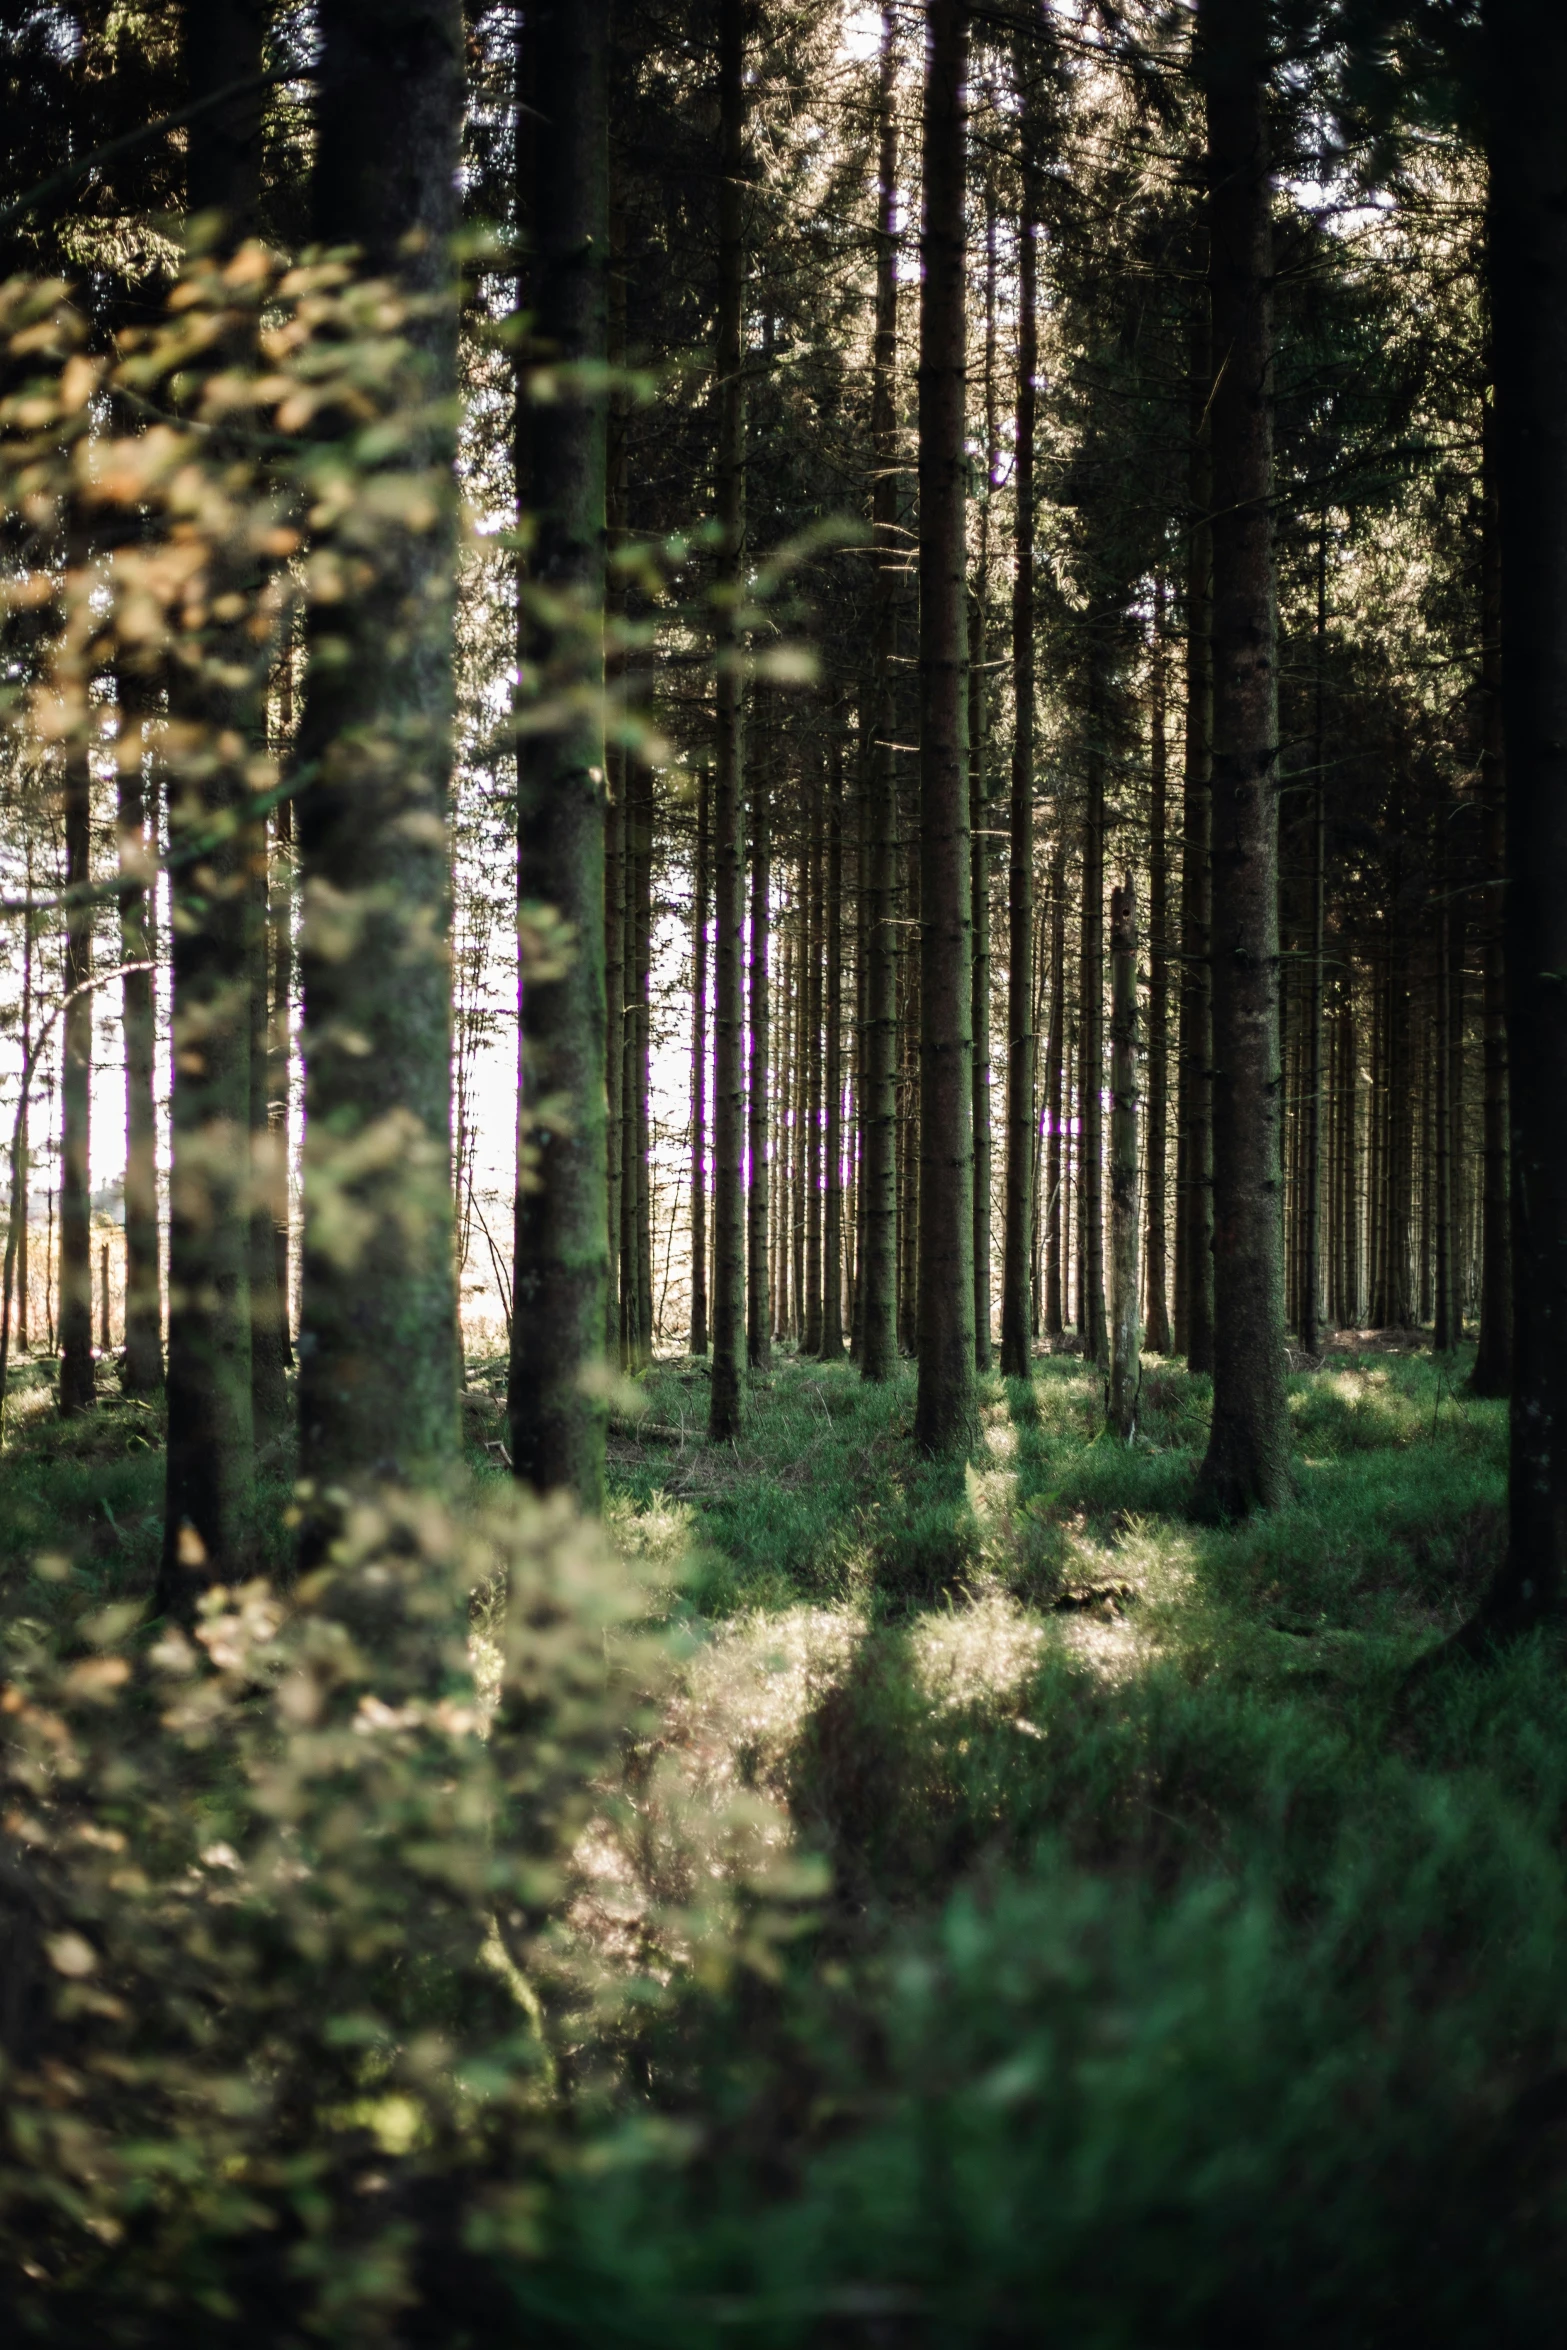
[6,1343,1567,2346]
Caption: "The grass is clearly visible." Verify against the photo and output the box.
[3,1333,1557,2345]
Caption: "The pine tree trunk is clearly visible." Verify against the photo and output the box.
[1300,520,1327,1356]
[294,0,462,1529]
[58,744,94,1419]
[747,758,772,1369]
[509,0,610,1501]
[898,824,920,1356]
[1079,658,1107,1367]
[1448,903,1466,1336]
[118,675,162,1395]
[1435,902,1456,1351]
[16,844,30,1357]
[690,766,710,1355]
[804,778,825,1354]
[1000,187,1038,1380]
[970,181,998,1372]
[604,210,628,1358]
[248,812,287,1451]
[1387,940,1413,1328]
[823,755,846,1358]
[775,912,793,1339]
[621,761,653,1368]
[605,762,625,1348]
[913,0,976,1451]
[1176,274,1215,1372]
[1144,586,1172,1354]
[708,0,747,1438]
[1475,1,1567,1625]
[269,788,294,1364]
[1470,391,1512,1395]
[1043,843,1067,1342]
[1193,0,1290,1516]
[1108,879,1141,1437]
[859,3,901,1384]
[792,890,808,1341]
[158,0,273,1592]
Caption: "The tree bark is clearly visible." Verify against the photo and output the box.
[1108,878,1141,1436]
[1000,185,1038,1380]
[509,0,610,1504]
[1144,585,1172,1354]
[294,0,463,1529]
[118,673,162,1395]
[58,745,94,1418]
[1472,0,1567,1627]
[804,776,825,1354]
[248,810,288,1452]
[860,2,901,1384]
[823,752,846,1358]
[747,755,772,1369]
[269,787,294,1364]
[970,178,997,1372]
[707,0,747,1440]
[1470,388,1511,1395]
[1079,656,1107,1367]
[913,0,976,1451]
[1176,271,1215,1372]
[1299,517,1328,1356]
[1043,841,1067,1342]
[1193,0,1290,1517]
[690,765,710,1355]
[158,0,271,1598]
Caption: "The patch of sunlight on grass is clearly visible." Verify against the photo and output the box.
[1044,1512,1198,1682]
[911,1590,1045,1714]
[605,1486,695,1581]
[666,1603,868,1797]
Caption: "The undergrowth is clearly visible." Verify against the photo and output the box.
[1,1337,1555,2347]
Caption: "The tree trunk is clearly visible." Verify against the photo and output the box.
[1299,520,1328,1356]
[604,210,628,1359]
[1470,390,1511,1396]
[1473,1,1567,1626]
[1193,0,1290,1517]
[118,673,162,1395]
[747,755,772,1369]
[1000,184,1038,1380]
[690,766,710,1355]
[248,809,288,1452]
[158,0,273,1598]
[621,760,653,1369]
[1079,656,1107,1367]
[294,0,463,1531]
[16,842,30,1358]
[804,777,825,1354]
[707,0,747,1440]
[1144,584,1172,1354]
[1176,271,1215,1372]
[1043,842,1067,1342]
[792,887,808,1340]
[509,0,609,1503]
[1435,902,1456,1351]
[970,179,997,1372]
[1108,878,1141,1437]
[859,2,901,1384]
[58,744,94,1419]
[269,787,294,1364]
[913,0,976,1452]
[823,754,846,1358]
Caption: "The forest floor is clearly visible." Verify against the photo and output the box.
[7,1341,1567,2338]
